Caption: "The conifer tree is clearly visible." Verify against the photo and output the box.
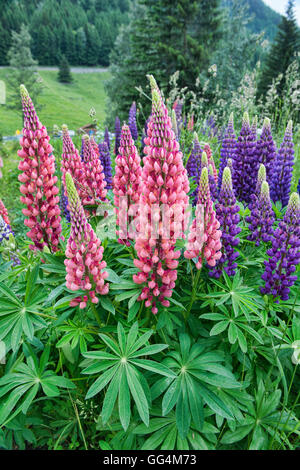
[258,0,300,99]
[6,24,42,112]
[58,55,73,83]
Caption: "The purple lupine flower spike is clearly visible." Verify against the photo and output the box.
[114,116,121,155]
[60,185,70,222]
[232,112,257,203]
[0,215,13,243]
[261,192,300,301]
[218,112,237,192]
[99,142,113,189]
[104,127,110,151]
[128,102,138,141]
[174,100,183,138]
[271,120,294,207]
[246,181,274,246]
[256,118,276,183]
[209,167,241,278]
[186,132,202,206]
[209,164,218,202]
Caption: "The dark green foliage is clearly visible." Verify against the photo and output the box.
[57,55,73,83]
[6,24,42,112]
[106,0,222,122]
[0,0,130,66]
[257,0,300,100]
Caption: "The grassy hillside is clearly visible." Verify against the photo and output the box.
[0,69,110,136]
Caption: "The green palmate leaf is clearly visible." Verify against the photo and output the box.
[130,344,168,358]
[176,385,191,439]
[197,383,234,420]
[118,370,131,432]
[99,296,115,315]
[99,333,121,356]
[186,375,204,431]
[125,363,149,426]
[85,364,119,399]
[130,359,176,378]
[237,328,247,353]
[101,366,121,424]
[210,321,229,336]
[228,322,238,344]
[221,423,254,444]
[162,379,182,416]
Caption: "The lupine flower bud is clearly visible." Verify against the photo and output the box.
[232,112,257,203]
[81,134,107,206]
[271,120,294,207]
[61,125,85,191]
[218,113,236,191]
[0,199,10,226]
[113,125,142,245]
[133,76,190,314]
[203,143,218,184]
[18,85,62,253]
[209,167,241,278]
[246,181,274,246]
[186,133,202,206]
[251,115,258,139]
[184,167,222,269]
[255,118,276,183]
[261,192,300,301]
[128,102,138,141]
[64,172,109,308]
[98,142,113,190]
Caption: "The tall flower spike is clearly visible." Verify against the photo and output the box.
[61,124,84,191]
[246,181,274,246]
[203,143,217,184]
[186,133,202,206]
[251,115,258,139]
[184,167,222,270]
[271,120,294,207]
[171,108,178,140]
[209,164,218,201]
[99,142,113,190]
[113,124,142,245]
[128,101,138,141]
[261,192,300,301]
[60,184,70,222]
[0,199,10,226]
[209,167,241,278]
[114,116,121,155]
[18,85,62,253]
[255,118,276,183]
[218,113,236,191]
[104,127,110,151]
[64,172,109,308]
[173,100,183,138]
[81,134,107,206]
[232,112,257,203]
[133,76,190,314]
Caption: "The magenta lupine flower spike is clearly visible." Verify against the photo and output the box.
[218,113,236,191]
[18,85,62,253]
[184,167,222,270]
[61,125,84,192]
[81,134,107,206]
[133,75,190,314]
[246,181,274,246]
[255,118,276,183]
[64,172,109,308]
[271,120,294,207]
[261,192,300,301]
[203,143,217,184]
[0,199,10,226]
[209,167,241,278]
[113,124,142,245]
[232,112,257,203]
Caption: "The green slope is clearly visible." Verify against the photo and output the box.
[0,69,110,136]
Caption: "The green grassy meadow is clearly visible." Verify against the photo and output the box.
[0,69,110,136]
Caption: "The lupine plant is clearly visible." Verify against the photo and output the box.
[0,77,299,451]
